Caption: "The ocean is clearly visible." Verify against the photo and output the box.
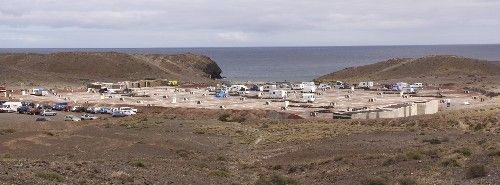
[1,45,500,82]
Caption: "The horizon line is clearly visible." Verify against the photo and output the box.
[1,43,500,49]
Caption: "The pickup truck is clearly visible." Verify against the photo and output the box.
[81,114,98,120]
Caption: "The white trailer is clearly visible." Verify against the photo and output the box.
[229,85,248,93]
[32,88,49,96]
[291,83,305,90]
[269,90,287,99]
[302,85,317,93]
[299,93,316,103]
[358,81,374,89]
[263,85,277,92]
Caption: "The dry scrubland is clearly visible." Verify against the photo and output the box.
[0,106,499,184]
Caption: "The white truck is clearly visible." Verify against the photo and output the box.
[0,102,23,113]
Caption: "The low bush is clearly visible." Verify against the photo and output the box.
[35,171,64,182]
[208,169,230,178]
[131,161,146,168]
[398,177,418,185]
[361,176,388,185]
[488,150,500,157]
[454,147,472,157]
[465,165,488,179]
[0,128,15,135]
[255,175,298,185]
[422,138,441,144]
[441,158,461,167]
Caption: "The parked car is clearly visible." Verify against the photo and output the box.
[64,115,80,122]
[36,117,50,122]
[99,107,112,114]
[53,102,69,111]
[17,106,31,114]
[40,104,53,110]
[318,84,332,90]
[81,114,98,120]
[112,111,128,117]
[41,109,57,116]
[71,106,85,112]
[92,107,102,114]
[27,107,42,115]
[119,107,137,114]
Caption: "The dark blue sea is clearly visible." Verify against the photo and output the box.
[1,45,500,82]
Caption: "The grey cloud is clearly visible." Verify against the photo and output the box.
[0,0,499,47]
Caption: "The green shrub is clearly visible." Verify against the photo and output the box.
[218,114,231,122]
[441,158,461,167]
[488,150,500,157]
[208,169,230,177]
[454,147,472,157]
[465,165,488,179]
[131,161,146,168]
[0,129,15,135]
[35,172,64,182]
[422,138,441,144]
[176,149,191,158]
[398,177,418,185]
[361,176,388,185]
[406,151,423,160]
[255,175,298,185]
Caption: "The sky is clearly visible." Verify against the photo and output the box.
[1,0,500,48]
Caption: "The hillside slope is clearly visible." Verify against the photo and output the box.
[0,52,222,87]
[315,55,500,84]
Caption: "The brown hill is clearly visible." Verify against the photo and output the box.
[314,55,500,84]
[0,52,222,87]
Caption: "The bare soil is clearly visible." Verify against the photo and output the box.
[1,106,499,184]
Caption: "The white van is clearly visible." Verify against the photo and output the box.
[0,102,23,113]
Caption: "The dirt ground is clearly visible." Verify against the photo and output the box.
[0,106,499,184]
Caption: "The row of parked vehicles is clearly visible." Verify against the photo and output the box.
[0,101,138,121]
